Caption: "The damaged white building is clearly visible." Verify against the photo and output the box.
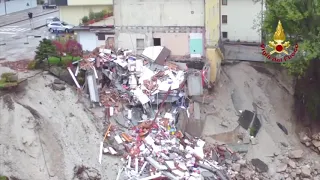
[114,0,205,58]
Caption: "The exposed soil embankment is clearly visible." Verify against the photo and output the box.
[0,70,119,180]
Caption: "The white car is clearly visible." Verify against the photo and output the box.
[46,17,60,26]
[47,22,74,33]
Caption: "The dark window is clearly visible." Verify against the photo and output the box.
[55,0,68,6]
[222,0,227,5]
[97,34,105,40]
[51,23,60,26]
[222,32,228,38]
[153,38,161,46]
[222,15,227,24]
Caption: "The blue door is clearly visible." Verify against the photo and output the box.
[189,33,203,56]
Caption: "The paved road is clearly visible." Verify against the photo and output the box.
[0,0,37,16]
[0,5,58,26]
[0,26,52,61]
[0,11,59,40]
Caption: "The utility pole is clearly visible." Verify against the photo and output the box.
[4,0,7,15]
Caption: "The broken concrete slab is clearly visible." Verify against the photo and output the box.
[187,73,203,96]
[276,163,287,172]
[227,143,249,153]
[251,158,268,173]
[289,150,304,159]
[51,84,66,91]
[53,79,65,84]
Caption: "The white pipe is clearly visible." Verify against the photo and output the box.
[127,156,131,168]
[135,157,139,174]
[98,142,103,164]
[75,65,80,76]
[115,167,123,180]
[93,66,98,79]
[138,162,148,176]
[67,67,81,88]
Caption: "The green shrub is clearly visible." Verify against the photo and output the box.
[94,12,104,21]
[0,176,8,180]
[35,38,56,63]
[102,9,108,16]
[82,16,89,24]
[27,60,37,70]
[89,11,95,20]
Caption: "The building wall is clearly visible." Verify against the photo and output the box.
[60,5,112,25]
[221,0,263,42]
[0,0,37,16]
[153,33,189,56]
[206,48,223,83]
[77,31,97,51]
[67,0,112,6]
[114,0,204,26]
[77,31,115,51]
[205,0,223,83]
[205,0,220,47]
[116,32,153,54]
[116,31,204,56]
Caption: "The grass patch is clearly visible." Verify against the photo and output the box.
[0,176,8,180]
[48,55,81,66]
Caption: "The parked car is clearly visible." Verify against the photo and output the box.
[47,22,74,33]
[46,17,60,26]
[42,3,57,9]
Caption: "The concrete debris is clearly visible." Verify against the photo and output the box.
[289,150,304,159]
[301,165,311,178]
[287,159,296,169]
[251,158,268,173]
[51,83,66,91]
[277,163,287,172]
[66,45,260,179]
[299,132,320,154]
[276,122,288,135]
[53,79,65,84]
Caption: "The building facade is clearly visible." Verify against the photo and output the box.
[205,0,224,83]
[56,0,115,51]
[114,0,205,58]
[56,0,113,25]
[0,0,37,16]
[220,0,264,43]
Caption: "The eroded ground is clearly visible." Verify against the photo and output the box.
[0,61,320,180]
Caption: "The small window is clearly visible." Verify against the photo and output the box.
[222,32,228,38]
[97,34,105,40]
[222,15,227,24]
[136,39,144,49]
[222,0,227,5]
[153,38,161,46]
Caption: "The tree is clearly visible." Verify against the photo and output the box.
[34,38,56,64]
[52,40,65,56]
[65,40,83,60]
[262,0,320,77]
[262,0,320,121]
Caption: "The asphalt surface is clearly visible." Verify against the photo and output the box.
[0,11,59,39]
[0,6,58,27]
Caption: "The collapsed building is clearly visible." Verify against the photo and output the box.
[65,45,242,180]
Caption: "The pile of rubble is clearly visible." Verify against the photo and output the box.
[300,132,320,154]
[65,46,267,179]
[275,149,318,179]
